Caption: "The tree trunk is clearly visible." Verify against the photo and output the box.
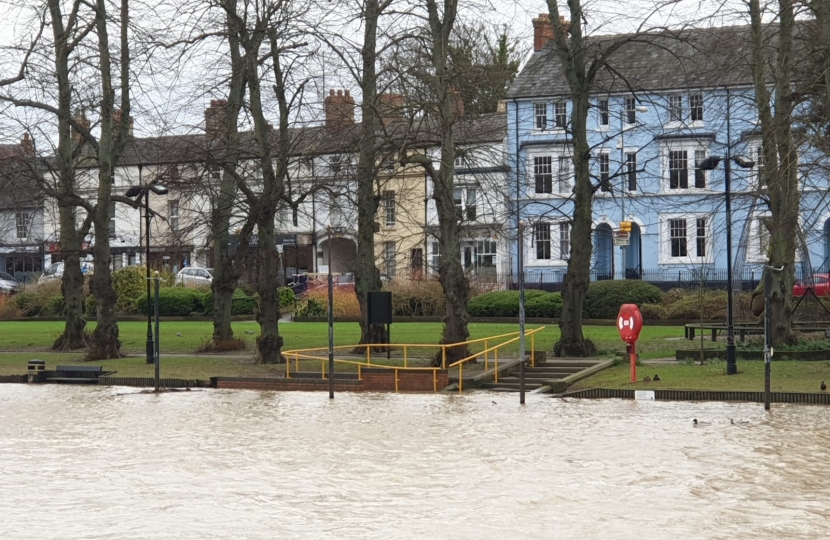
[89,220,121,359]
[255,213,282,363]
[211,3,246,346]
[48,0,87,350]
[354,0,387,349]
[555,90,596,356]
[749,0,798,346]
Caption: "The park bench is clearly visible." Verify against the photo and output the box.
[685,322,830,342]
[48,365,116,383]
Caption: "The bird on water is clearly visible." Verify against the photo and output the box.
[693,419,710,426]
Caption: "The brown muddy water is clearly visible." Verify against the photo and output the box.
[2,385,830,539]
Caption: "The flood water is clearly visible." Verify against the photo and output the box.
[2,385,830,539]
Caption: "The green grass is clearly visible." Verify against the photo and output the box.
[0,320,689,359]
[571,358,830,393]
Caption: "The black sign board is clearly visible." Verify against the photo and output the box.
[367,291,392,325]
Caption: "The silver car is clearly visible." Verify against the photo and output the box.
[0,271,21,295]
[37,261,95,285]
[175,267,213,288]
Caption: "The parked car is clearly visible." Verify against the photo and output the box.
[0,271,21,295]
[37,261,95,285]
[793,274,830,297]
[175,267,213,288]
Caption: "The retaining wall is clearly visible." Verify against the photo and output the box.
[362,368,448,392]
[564,388,830,405]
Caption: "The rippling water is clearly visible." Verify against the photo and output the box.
[2,385,830,539]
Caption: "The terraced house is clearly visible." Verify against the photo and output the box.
[506,15,830,290]
[29,90,511,287]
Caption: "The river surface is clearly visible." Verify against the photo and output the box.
[2,385,830,539]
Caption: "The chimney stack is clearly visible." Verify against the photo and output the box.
[71,110,90,143]
[205,99,229,140]
[113,109,134,138]
[532,14,570,52]
[324,89,355,133]
[20,133,34,156]
[378,93,405,126]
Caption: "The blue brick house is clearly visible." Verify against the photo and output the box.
[505,17,829,290]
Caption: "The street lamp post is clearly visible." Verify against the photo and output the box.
[326,225,345,399]
[620,105,647,276]
[126,183,169,366]
[698,154,754,375]
[518,220,526,405]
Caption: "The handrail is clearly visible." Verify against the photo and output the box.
[281,326,546,392]
[449,326,546,392]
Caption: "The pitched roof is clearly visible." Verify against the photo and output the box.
[87,112,507,168]
[507,22,809,99]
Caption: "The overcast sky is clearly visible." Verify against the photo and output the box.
[0,0,762,143]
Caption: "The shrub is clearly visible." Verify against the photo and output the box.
[14,292,45,317]
[231,289,256,316]
[388,279,446,317]
[639,303,666,321]
[46,295,66,316]
[112,266,147,314]
[664,290,728,320]
[135,288,203,316]
[467,289,549,317]
[279,287,295,309]
[524,292,563,318]
[86,295,96,316]
[0,295,19,319]
[296,297,327,317]
[583,281,663,319]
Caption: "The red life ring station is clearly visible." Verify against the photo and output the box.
[617,304,644,383]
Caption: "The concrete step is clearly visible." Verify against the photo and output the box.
[534,362,600,369]
[481,382,544,390]
[290,371,360,380]
[498,376,563,383]
[524,366,583,374]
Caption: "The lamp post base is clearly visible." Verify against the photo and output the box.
[726,343,737,375]
[146,338,155,364]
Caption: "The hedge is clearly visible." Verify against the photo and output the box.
[135,288,204,316]
[582,281,663,319]
[467,290,550,317]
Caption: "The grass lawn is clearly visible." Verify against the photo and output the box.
[570,358,830,393]
[0,319,689,359]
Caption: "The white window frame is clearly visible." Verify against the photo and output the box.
[624,97,637,125]
[430,240,441,275]
[526,220,570,266]
[383,190,396,226]
[668,94,683,124]
[659,213,713,264]
[109,202,117,238]
[746,214,772,263]
[475,239,497,268]
[689,93,704,124]
[15,212,31,239]
[527,149,573,197]
[554,101,567,130]
[533,102,548,131]
[661,141,711,193]
[597,99,610,129]
[384,241,396,279]
[168,200,179,233]
[598,152,611,193]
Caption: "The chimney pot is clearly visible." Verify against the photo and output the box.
[324,88,355,133]
[20,132,34,156]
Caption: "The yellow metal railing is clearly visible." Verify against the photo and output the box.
[281,326,545,393]
[449,326,546,392]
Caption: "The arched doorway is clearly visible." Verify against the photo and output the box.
[320,236,357,274]
[593,223,613,279]
[624,223,642,279]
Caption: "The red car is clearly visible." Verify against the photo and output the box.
[793,274,830,297]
